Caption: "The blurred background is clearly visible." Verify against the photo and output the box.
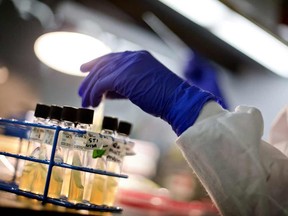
[0,0,288,212]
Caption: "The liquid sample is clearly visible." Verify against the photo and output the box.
[48,165,64,198]
[19,145,48,194]
[103,160,121,206]
[89,174,106,205]
[89,159,106,205]
[67,152,84,203]
[60,149,74,198]
[103,176,118,206]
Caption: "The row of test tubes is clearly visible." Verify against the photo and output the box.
[17,103,134,207]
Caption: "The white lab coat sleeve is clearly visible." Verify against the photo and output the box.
[176,102,288,216]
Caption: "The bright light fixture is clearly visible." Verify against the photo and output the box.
[159,0,288,78]
[34,31,111,76]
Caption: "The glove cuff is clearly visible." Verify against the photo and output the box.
[163,82,220,136]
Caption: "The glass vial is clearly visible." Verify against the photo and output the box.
[117,120,135,157]
[58,106,77,199]
[67,108,94,204]
[115,120,133,172]
[30,105,62,195]
[18,103,50,193]
[44,105,63,159]
[46,105,77,199]
[89,116,118,206]
[103,120,132,206]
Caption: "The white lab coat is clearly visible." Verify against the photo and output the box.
[176,102,288,216]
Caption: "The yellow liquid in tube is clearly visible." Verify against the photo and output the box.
[60,168,72,198]
[68,152,84,203]
[30,163,48,194]
[48,147,65,198]
[103,162,120,206]
[19,162,48,194]
[19,127,48,193]
[67,107,95,203]
[82,175,92,202]
[89,159,106,205]
[84,100,106,204]
[48,166,64,198]
[18,161,40,191]
[18,162,33,191]
[104,177,118,206]
[19,146,48,194]
[60,150,74,198]
[103,136,125,206]
[68,170,84,203]
[90,175,106,205]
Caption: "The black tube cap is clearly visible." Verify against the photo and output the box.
[102,116,118,131]
[34,103,50,119]
[117,121,132,135]
[61,106,77,123]
[77,108,94,124]
[49,105,63,120]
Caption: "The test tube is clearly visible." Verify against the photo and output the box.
[88,116,118,206]
[58,106,77,199]
[67,108,94,204]
[18,103,50,193]
[103,120,132,206]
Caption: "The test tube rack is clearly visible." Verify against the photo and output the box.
[0,118,129,213]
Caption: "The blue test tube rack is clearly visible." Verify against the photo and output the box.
[0,118,128,213]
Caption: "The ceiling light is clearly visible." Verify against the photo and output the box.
[159,0,288,78]
[34,31,111,76]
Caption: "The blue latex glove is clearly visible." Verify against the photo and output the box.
[79,50,220,136]
[183,51,228,109]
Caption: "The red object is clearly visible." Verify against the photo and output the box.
[117,188,219,215]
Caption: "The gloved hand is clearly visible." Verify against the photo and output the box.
[79,50,220,136]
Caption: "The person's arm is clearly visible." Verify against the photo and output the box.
[78,50,288,216]
[177,101,288,216]
[78,50,221,136]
